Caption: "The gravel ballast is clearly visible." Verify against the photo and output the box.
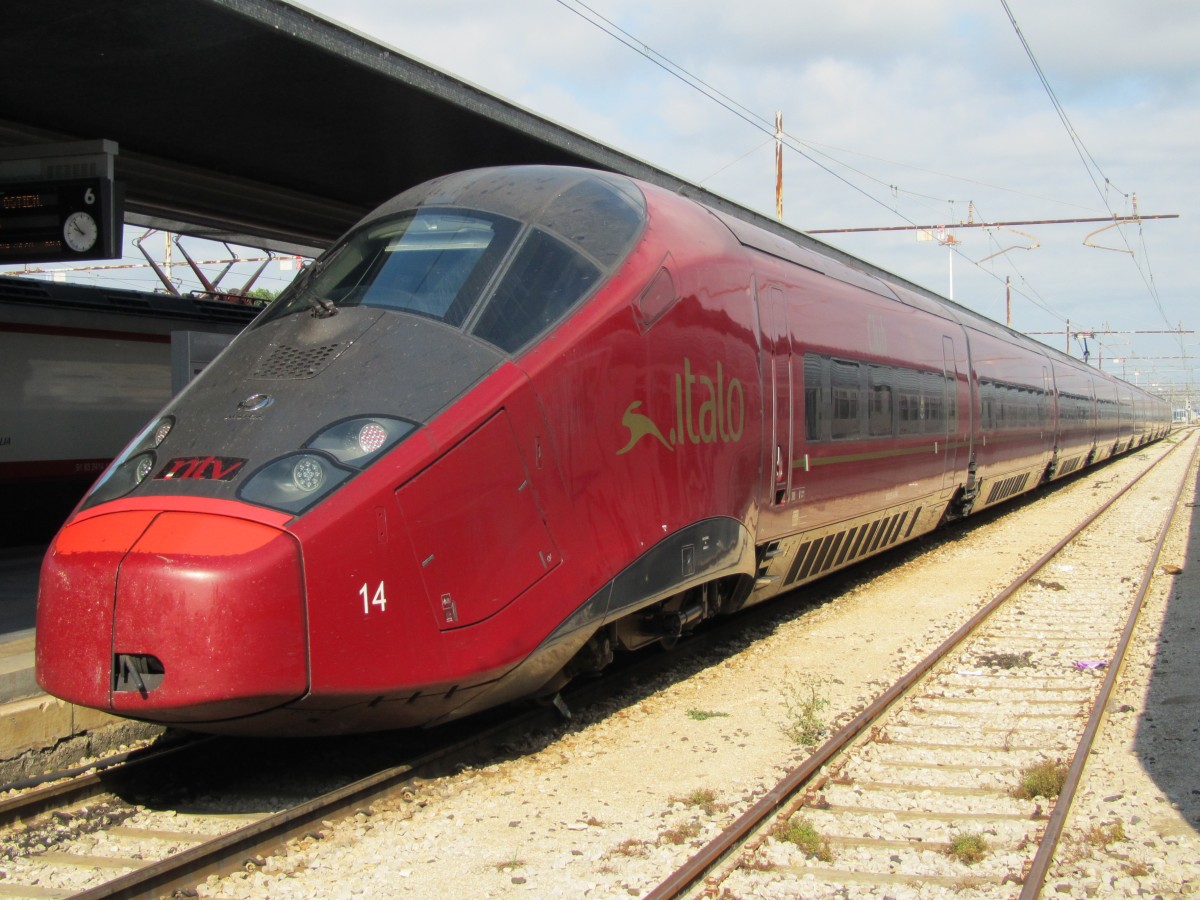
[193,437,1200,898]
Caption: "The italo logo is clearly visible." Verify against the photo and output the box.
[155,456,247,481]
[617,358,745,455]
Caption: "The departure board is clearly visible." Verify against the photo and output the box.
[0,177,122,263]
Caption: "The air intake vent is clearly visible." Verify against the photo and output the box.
[783,507,919,588]
[985,472,1031,505]
[1057,456,1082,477]
[254,343,344,379]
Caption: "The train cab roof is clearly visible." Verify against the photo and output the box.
[255,167,648,356]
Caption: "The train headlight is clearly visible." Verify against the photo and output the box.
[81,416,175,508]
[356,422,388,454]
[152,419,173,447]
[239,452,350,514]
[134,454,155,485]
[305,416,416,467]
[291,456,326,492]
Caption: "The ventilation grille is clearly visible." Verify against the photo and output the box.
[1057,456,1082,477]
[985,472,1031,505]
[782,506,922,588]
[253,343,343,379]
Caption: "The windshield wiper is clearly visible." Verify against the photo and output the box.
[292,254,339,318]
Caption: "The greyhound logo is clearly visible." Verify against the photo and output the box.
[617,401,674,455]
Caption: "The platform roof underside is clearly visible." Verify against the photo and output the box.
[2,0,936,297]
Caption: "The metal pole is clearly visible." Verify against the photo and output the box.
[1005,275,1011,326]
[948,241,954,300]
[775,111,783,221]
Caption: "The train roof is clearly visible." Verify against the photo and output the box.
[0,275,260,333]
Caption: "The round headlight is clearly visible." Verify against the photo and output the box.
[305,415,416,466]
[356,422,388,454]
[292,456,326,492]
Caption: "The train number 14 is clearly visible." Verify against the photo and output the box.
[359,581,388,615]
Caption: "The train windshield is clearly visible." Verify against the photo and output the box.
[260,169,645,353]
[264,210,521,327]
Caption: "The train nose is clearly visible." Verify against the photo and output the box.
[37,510,308,723]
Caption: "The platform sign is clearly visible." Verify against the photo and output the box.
[0,176,123,263]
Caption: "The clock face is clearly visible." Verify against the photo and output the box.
[63,210,99,253]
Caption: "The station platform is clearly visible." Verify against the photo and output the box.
[0,547,42,704]
[0,548,160,784]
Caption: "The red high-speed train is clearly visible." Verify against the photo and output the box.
[35,166,1171,735]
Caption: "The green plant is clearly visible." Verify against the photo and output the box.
[772,817,833,862]
[670,788,724,816]
[1013,759,1069,799]
[946,832,988,865]
[780,672,830,747]
[687,708,730,721]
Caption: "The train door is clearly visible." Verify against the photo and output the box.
[940,335,959,488]
[760,285,792,506]
[1041,366,1054,456]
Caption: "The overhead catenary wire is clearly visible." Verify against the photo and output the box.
[999,0,1173,332]
[554,0,1078,329]
[552,0,934,228]
[552,0,1188,376]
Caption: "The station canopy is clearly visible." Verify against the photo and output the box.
[1,0,881,276]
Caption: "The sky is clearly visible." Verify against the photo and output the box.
[294,0,1200,398]
[5,0,1197,398]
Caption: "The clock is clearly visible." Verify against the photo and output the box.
[62,210,98,253]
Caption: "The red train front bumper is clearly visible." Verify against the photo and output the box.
[36,509,308,723]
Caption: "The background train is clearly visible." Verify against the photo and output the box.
[0,276,257,547]
[35,166,1172,735]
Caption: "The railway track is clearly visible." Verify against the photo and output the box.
[0,582,812,898]
[0,700,581,898]
[649,431,1197,899]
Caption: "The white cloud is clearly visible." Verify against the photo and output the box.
[299,0,1198,384]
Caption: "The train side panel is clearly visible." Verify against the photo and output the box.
[958,328,1054,512]
[736,249,973,600]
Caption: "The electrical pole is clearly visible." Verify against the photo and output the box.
[774,111,783,222]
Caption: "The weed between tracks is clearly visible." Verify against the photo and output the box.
[772,817,834,862]
[1013,759,1069,800]
[946,832,989,865]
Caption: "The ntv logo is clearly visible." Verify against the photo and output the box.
[617,358,745,455]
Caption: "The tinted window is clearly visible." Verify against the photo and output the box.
[535,177,647,268]
[471,229,602,353]
[868,365,894,437]
[830,359,861,440]
[804,354,824,440]
[259,210,519,327]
